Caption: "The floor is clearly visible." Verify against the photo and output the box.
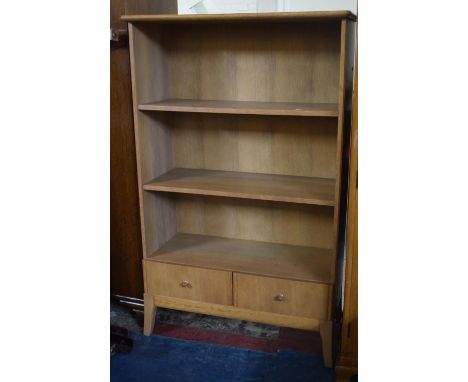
[111,300,354,381]
[111,333,335,382]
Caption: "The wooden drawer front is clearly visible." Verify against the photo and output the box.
[145,261,232,305]
[235,273,328,319]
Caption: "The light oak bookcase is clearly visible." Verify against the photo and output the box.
[123,11,356,367]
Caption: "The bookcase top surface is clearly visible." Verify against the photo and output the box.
[122,11,356,23]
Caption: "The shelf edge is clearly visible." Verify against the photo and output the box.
[122,11,357,23]
[138,104,339,117]
[143,184,335,206]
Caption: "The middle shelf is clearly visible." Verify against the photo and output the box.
[138,99,339,117]
[143,168,336,206]
[148,233,333,284]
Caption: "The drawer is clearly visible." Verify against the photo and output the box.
[144,261,232,305]
[234,273,329,319]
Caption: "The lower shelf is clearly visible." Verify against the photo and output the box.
[148,233,333,284]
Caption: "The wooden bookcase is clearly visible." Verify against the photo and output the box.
[124,11,356,367]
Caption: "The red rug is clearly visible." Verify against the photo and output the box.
[154,323,322,354]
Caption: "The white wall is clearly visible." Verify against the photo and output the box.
[177,0,357,15]
[285,0,356,14]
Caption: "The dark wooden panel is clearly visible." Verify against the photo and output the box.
[110,44,143,298]
[112,0,178,30]
[110,0,127,30]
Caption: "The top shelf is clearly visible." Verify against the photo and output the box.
[122,11,356,24]
[139,99,339,117]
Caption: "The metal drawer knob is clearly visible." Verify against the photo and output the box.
[274,293,287,302]
[180,280,192,288]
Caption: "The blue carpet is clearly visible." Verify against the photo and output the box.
[111,333,335,382]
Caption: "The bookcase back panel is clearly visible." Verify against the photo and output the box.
[172,113,337,179]
[134,21,341,104]
[175,195,334,249]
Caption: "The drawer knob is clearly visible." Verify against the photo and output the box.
[274,293,287,302]
[180,280,192,288]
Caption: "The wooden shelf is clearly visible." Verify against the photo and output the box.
[143,168,335,206]
[138,99,339,117]
[122,11,356,23]
[149,233,333,284]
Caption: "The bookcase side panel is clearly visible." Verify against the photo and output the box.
[137,113,176,257]
[129,23,176,258]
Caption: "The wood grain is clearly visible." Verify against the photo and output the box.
[144,168,336,206]
[126,21,341,105]
[171,113,338,179]
[112,0,178,31]
[153,295,321,331]
[148,233,333,283]
[164,21,341,104]
[122,11,356,23]
[143,292,156,336]
[235,273,329,320]
[110,0,128,31]
[175,195,334,249]
[139,99,339,117]
[133,111,338,181]
[128,25,176,258]
[145,261,232,305]
[110,0,143,298]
